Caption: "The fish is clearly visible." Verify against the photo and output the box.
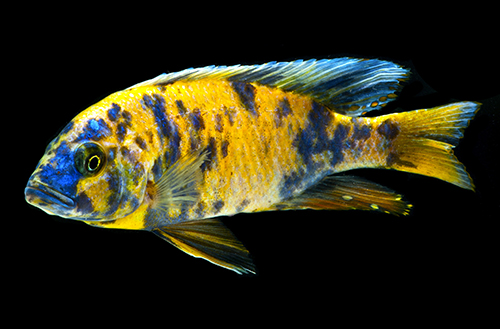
[25,58,480,274]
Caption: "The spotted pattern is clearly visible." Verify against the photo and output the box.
[294,101,342,171]
[274,97,292,128]
[377,119,400,140]
[230,82,258,116]
[212,200,225,214]
[75,118,111,142]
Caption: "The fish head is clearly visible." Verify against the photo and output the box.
[25,109,150,222]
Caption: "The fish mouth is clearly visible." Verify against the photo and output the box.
[25,181,75,210]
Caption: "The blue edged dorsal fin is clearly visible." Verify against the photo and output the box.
[127,58,410,117]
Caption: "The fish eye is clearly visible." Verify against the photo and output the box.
[75,142,106,177]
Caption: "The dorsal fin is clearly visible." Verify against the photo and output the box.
[127,58,410,116]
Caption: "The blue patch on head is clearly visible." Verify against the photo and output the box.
[107,103,121,121]
[75,118,111,142]
[37,141,80,198]
[89,119,100,131]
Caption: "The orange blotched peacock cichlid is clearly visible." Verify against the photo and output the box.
[25,58,480,274]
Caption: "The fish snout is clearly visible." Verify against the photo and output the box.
[25,179,76,214]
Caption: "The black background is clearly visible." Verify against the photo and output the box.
[12,8,499,321]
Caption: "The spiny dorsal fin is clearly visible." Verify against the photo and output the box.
[151,148,208,211]
[153,219,255,275]
[127,58,410,117]
[275,175,412,216]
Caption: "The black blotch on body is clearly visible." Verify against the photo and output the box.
[142,93,182,166]
[152,157,163,182]
[120,146,130,158]
[279,171,303,200]
[142,94,170,140]
[175,100,187,115]
[236,199,250,212]
[107,103,121,122]
[117,122,127,143]
[295,102,336,170]
[193,200,206,218]
[215,113,223,132]
[122,111,132,126]
[189,108,205,132]
[230,81,258,116]
[201,137,217,172]
[274,97,292,127]
[164,121,181,167]
[377,119,400,140]
[221,140,229,158]
[331,123,350,167]
[103,173,121,216]
[224,106,236,126]
[76,192,94,214]
[108,103,132,142]
[135,136,147,150]
[212,200,225,214]
[352,124,371,140]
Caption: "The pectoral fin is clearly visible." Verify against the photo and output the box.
[275,175,411,216]
[151,148,208,211]
[153,219,255,275]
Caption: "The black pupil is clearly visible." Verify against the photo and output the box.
[88,155,100,171]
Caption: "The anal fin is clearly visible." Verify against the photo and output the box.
[153,219,255,275]
[276,176,411,216]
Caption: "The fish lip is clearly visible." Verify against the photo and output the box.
[25,181,75,209]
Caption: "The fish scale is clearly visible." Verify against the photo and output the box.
[25,58,479,274]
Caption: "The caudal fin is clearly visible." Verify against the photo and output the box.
[384,102,480,190]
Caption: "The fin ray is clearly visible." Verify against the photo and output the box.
[385,101,480,190]
[153,219,255,275]
[153,148,208,210]
[276,176,411,216]
[127,58,409,116]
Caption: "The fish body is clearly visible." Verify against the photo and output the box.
[25,58,480,274]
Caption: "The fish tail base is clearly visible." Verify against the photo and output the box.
[385,101,480,190]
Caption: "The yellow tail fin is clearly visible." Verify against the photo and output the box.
[383,101,480,190]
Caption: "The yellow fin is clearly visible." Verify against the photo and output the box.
[384,101,480,190]
[153,219,255,275]
[152,149,208,211]
[275,176,412,216]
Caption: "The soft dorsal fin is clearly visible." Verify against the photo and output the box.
[127,58,409,116]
